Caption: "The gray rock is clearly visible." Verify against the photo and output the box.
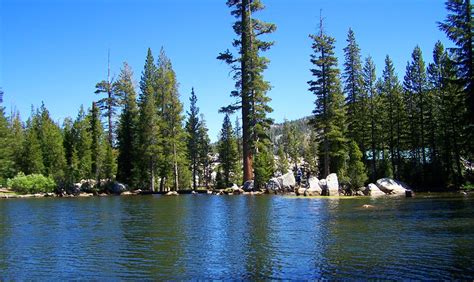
[267,178,281,192]
[306,177,322,196]
[296,187,306,196]
[165,191,179,196]
[365,183,386,197]
[326,173,340,196]
[280,172,296,191]
[375,178,406,195]
[243,180,254,192]
[111,182,128,194]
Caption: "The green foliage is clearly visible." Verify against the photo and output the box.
[116,62,140,187]
[276,146,289,174]
[197,115,213,188]
[346,141,368,189]
[7,173,56,194]
[254,145,275,190]
[308,17,348,178]
[0,107,15,185]
[218,114,238,188]
[186,88,200,190]
[438,0,473,159]
[218,0,276,182]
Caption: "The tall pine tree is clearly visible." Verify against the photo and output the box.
[308,17,347,178]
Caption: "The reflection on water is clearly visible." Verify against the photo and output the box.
[0,194,473,279]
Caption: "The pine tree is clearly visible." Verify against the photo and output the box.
[186,88,200,190]
[218,114,238,188]
[36,103,66,182]
[254,144,274,190]
[346,140,368,190]
[380,56,404,179]
[9,110,24,176]
[0,107,14,185]
[156,48,189,191]
[343,28,368,160]
[95,51,120,145]
[428,41,465,186]
[89,102,104,184]
[304,131,319,176]
[403,46,429,185]
[308,16,347,178]
[197,114,212,188]
[363,56,379,182]
[282,121,301,169]
[20,117,44,175]
[276,146,289,174]
[439,0,473,159]
[72,106,92,180]
[137,49,161,191]
[63,117,79,185]
[116,62,139,187]
[218,0,276,183]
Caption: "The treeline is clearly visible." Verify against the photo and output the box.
[217,0,472,191]
[304,0,473,190]
[0,48,213,192]
[0,0,471,192]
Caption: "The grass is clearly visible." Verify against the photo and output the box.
[461,182,474,190]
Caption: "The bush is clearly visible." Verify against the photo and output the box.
[7,173,56,194]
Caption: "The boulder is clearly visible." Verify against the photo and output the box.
[267,178,281,193]
[165,191,179,196]
[365,183,386,197]
[375,178,407,195]
[111,182,128,195]
[306,177,322,196]
[78,193,94,197]
[304,188,321,196]
[296,187,306,196]
[243,180,254,192]
[326,173,340,196]
[280,172,296,191]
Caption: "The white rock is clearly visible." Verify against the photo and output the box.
[366,183,386,197]
[326,173,340,196]
[376,178,407,195]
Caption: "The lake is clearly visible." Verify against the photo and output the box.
[0,193,473,279]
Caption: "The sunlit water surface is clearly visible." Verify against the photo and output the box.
[1,193,473,279]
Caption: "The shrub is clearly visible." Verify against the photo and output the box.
[7,173,56,194]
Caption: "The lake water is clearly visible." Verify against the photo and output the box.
[0,194,473,279]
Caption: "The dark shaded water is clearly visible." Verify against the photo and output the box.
[0,193,473,279]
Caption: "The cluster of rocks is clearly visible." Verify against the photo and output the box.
[267,172,411,197]
[64,179,132,196]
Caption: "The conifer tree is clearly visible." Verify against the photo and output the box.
[254,144,274,189]
[36,104,66,182]
[403,46,429,184]
[9,110,24,176]
[218,0,276,183]
[95,51,120,145]
[428,41,465,186]
[197,114,212,188]
[439,0,473,158]
[218,114,238,188]
[380,56,404,178]
[89,102,103,184]
[156,48,189,191]
[346,140,368,190]
[308,17,347,178]
[186,88,200,190]
[137,49,161,191]
[343,28,368,160]
[63,117,79,184]
[116,62,139,187]
[276,146,289,175]
[0,107,14,184]
[363,56,379,181]
[20,117,44,175]
[72,106,92,180]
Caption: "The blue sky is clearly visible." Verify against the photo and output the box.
[1,0,450,142]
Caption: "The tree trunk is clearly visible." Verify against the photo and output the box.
[241,0,253,183]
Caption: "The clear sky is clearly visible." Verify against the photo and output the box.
[1,0,450,142]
